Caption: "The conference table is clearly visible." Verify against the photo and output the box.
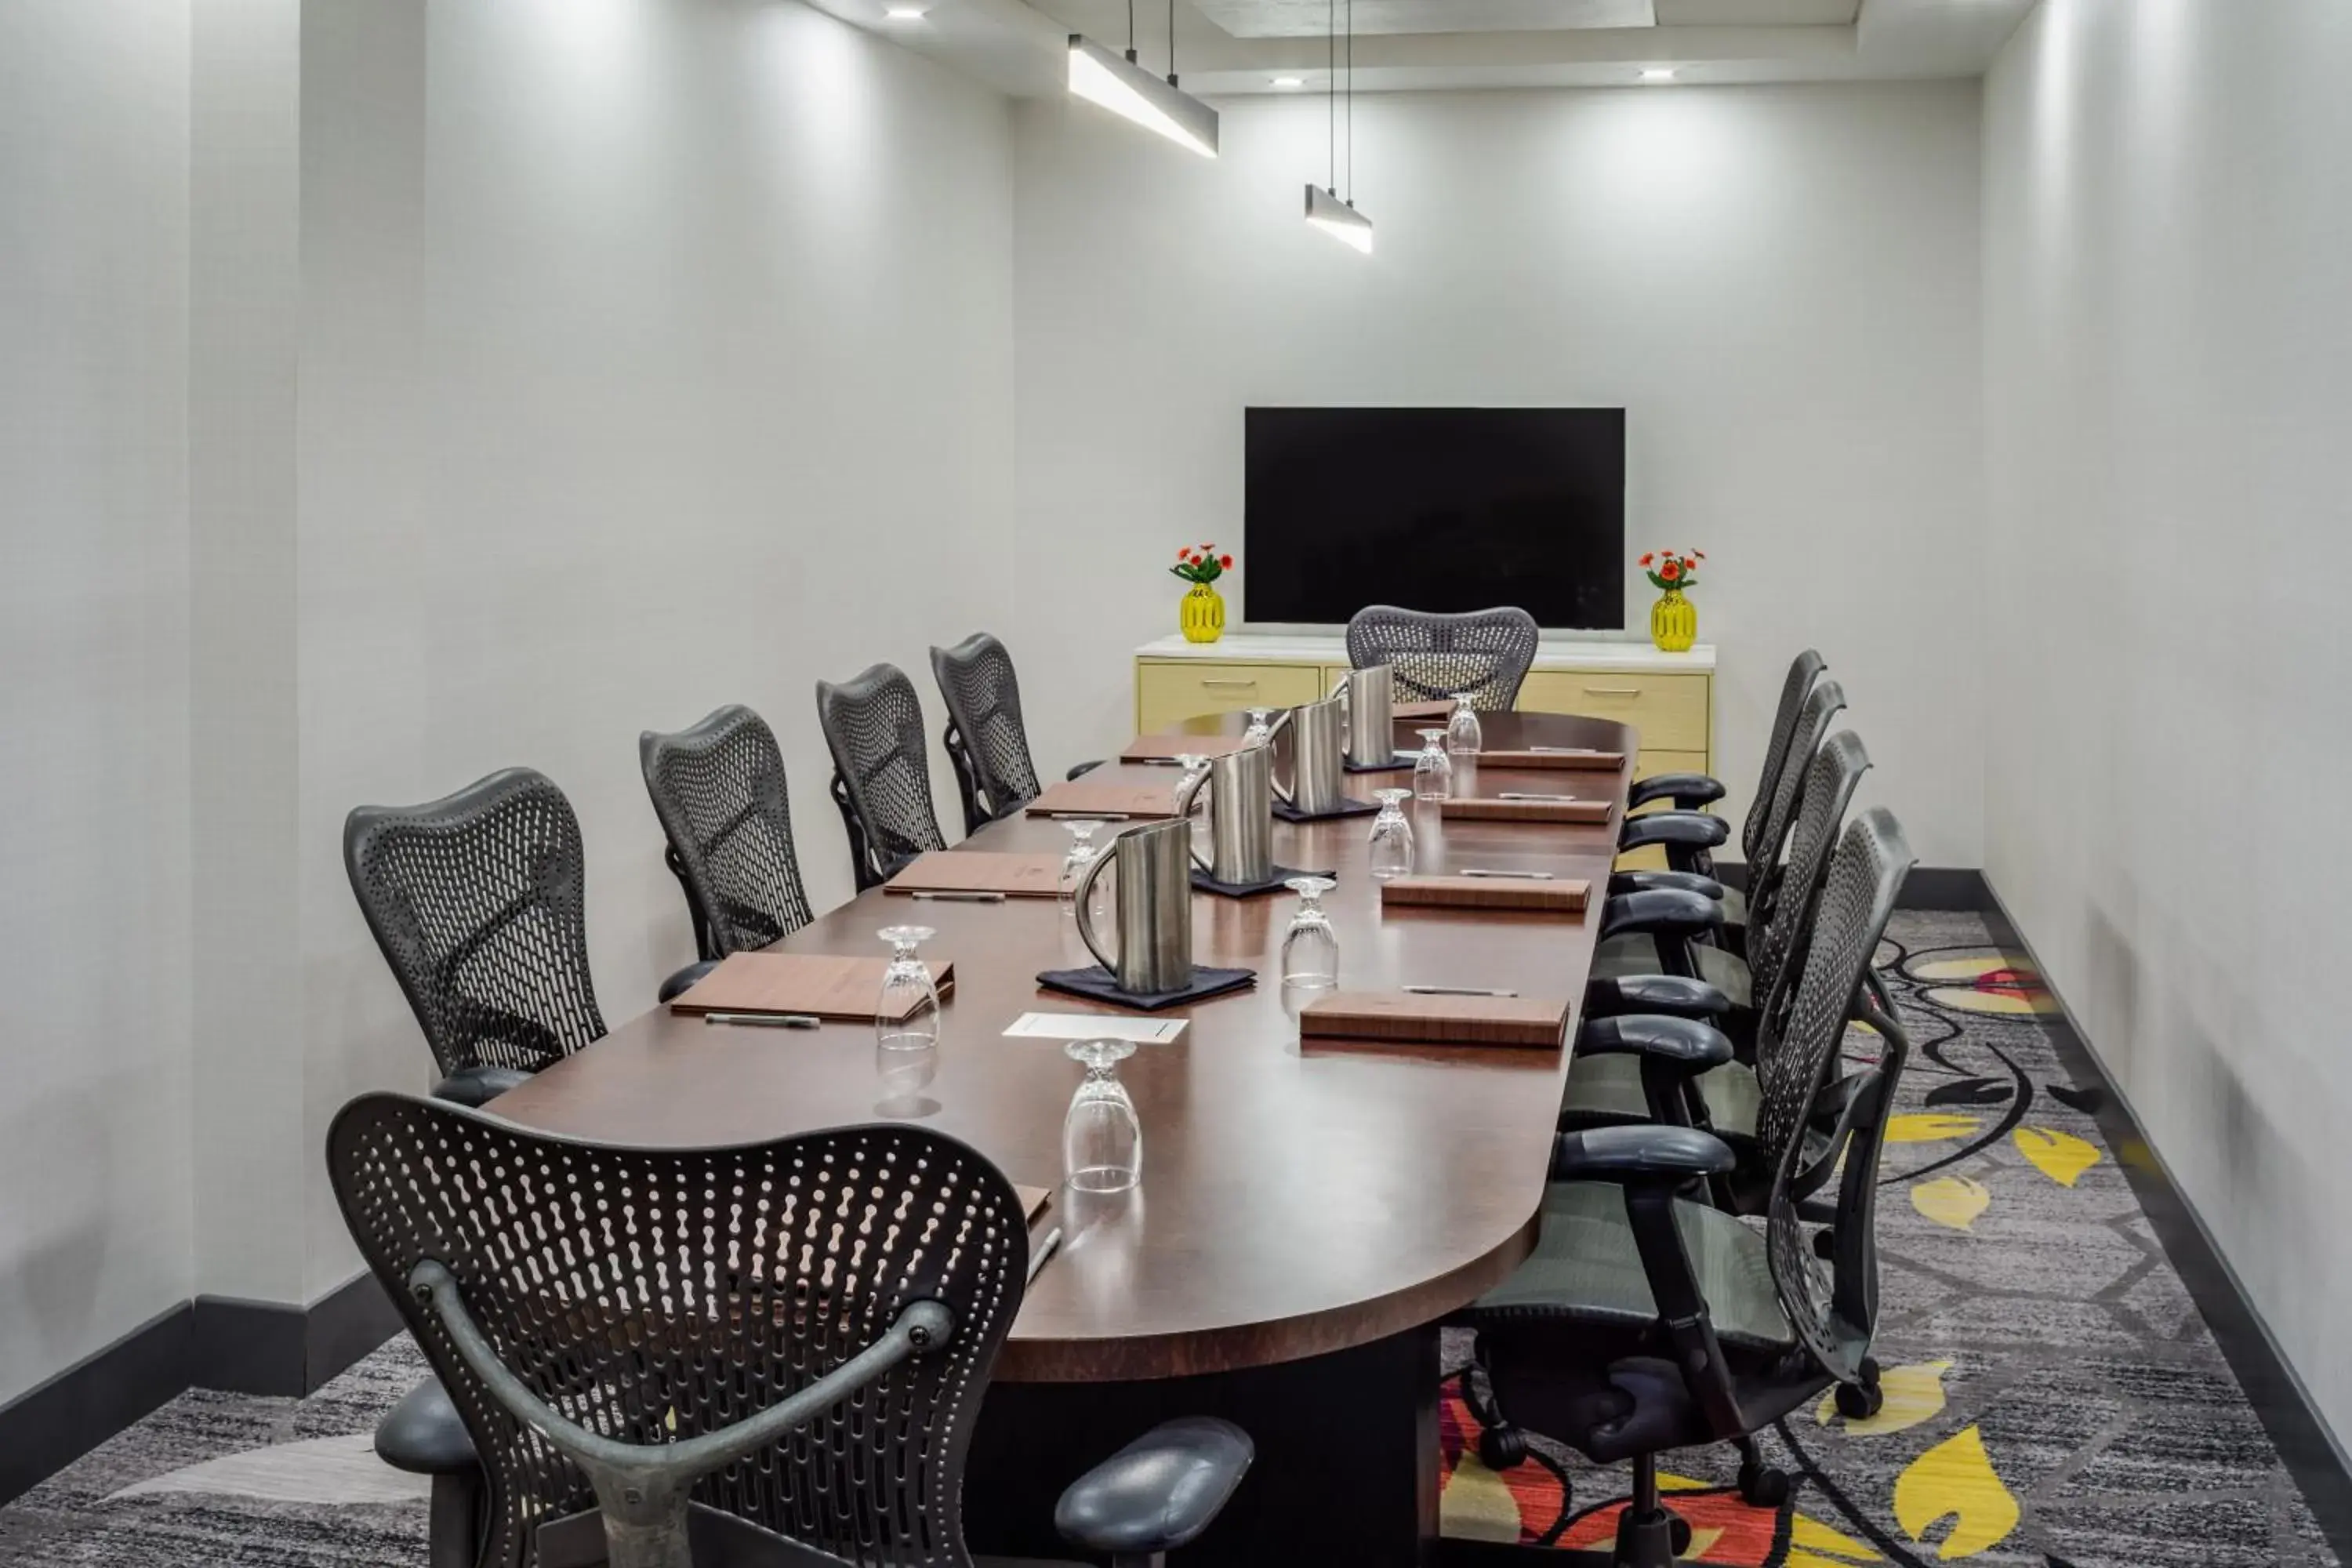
[492,709,1640,1566]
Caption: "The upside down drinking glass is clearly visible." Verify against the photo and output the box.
[1063,1039,1142,1193]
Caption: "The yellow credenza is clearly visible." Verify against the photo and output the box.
[1133,635,1718,866]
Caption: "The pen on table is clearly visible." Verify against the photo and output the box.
[1457,868,1555,880]
[1050,811,1131,822]
[911,891,1006,903]
[1528,746,1603,756]
[1132,757,1184,767]
[1402,985,1521,998]
[702,1012,822,1029]
[1498,793,1581,803]
[1026,1225,1063,1283]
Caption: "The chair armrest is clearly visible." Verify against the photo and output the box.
[1055,1416,1254,1557]
[1609,869,1725,901]
[657,960,720,1006]
[1617,811,1731,854]
[376,1377,478,1476]
[1576,1014,1733,1069]
[1626,772,1724,812]
[1598,889,1724,944]
[1551,1124,1737,1185]
[432,1066,535,1109]
[1067,759,1105,780]
[1583,974,1733,1021]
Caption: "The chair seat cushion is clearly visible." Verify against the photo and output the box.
[375,1376,477,1475]
[1558,1058,1761,1143]
[1475,1182,1794,1354]
[1053,1417,1254,1556]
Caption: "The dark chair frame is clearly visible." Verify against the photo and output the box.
[815,662,949,892]
[1344,604,1542,710]
[930,633,1047,836]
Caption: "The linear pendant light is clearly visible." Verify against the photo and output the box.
[1304,0,1371,252]
[1067,24,1218,158]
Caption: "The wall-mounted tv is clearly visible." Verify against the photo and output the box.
[1242,407,1625,630]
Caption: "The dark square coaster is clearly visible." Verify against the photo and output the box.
[1345,753,1418,774]
[1273,797,1380,822]
[1035,964,1258,1012]
[1191,863,1337,898]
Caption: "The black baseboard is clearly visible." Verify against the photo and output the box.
[1980,885,2352,1561]
[1718,862,1993,912]
[0,1271,401,1506]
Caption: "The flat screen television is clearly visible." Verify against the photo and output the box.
[1242,407,1625,630]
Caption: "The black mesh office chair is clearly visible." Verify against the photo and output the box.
[1562,731,1874,1188]
[930,633,1046,834]
[639,706,817,1004]
[815,662,949,892]
[343,768,607,1107]
[1618,649,1828,929]
[336,1095,1253,1568]
[1464,808,1914,1567]
[1345,604,1541,710]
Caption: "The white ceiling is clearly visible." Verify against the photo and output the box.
[803,0,2035,97]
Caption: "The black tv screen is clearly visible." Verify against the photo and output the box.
[1243,407,1625,630]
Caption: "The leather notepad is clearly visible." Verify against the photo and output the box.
[1439,797,1612,826]
[1024,779,1185,819]
[1475,749,1627,771]
[885,851,1065,898]
[1298,991,1572,1050]
[669,952,956,1022]
[1120,733,1251,763]
[1379,875,1591,914]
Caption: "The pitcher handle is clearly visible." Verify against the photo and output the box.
[1263,709,1296,805]
[1073,833,1120,975]
[1172,766,1214,873]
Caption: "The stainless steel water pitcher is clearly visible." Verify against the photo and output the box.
[1073,818,1196,993]
[1173,743,1278,886]
[1337,664,1396,769]
[1271,695,1350,816]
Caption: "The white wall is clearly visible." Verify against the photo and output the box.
[1983,0,2352,1442]
[0,1,195,1402]
[1012,83,1986,865]
[291,0,1019,1298]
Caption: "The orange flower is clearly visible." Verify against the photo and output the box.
[1660,561,1682,582]
[1219,554,1234,569]
[1639,553,1654,567]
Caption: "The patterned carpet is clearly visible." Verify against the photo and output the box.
[0,914,2337,1567]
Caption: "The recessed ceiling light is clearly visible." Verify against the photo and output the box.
[1271,75,1305,88]
[884,5,927,19]
[1639,67,1677,82]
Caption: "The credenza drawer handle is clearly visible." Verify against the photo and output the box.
[1584,685,1642,697]
[1200,677,1258,688]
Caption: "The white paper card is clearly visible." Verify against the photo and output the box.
[1002,1012,1189,1045]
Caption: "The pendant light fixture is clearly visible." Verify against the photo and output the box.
[1303,0,1371,252]
[1069,0,1218,158]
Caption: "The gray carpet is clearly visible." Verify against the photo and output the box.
[0,914,2338,1566]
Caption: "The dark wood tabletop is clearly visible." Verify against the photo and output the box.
[489,710,1636,1383]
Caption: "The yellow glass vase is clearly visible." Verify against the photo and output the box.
[1650,587,1697,652]
[1180,583,1225,644]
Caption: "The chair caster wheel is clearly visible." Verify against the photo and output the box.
[1478,1425,1528,1472]
[1812,1227,1837,1260]
[1738,1461,1791,1508]
[1668,1512,1692,1555]
[1612,1505,1686,1567]
[1835,1359,1884,1421]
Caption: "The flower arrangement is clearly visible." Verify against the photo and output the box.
[1640,549,1704,591]
[1171,543,1235,586]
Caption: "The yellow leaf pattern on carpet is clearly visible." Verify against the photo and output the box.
[1435,1452,1523,1543]
[1893,1425,2019,1559]
[1911,1175,1991,1231]
[1815,1360,1954,1436]
[1789,1512,1886,1561]
[2013,1126,2100,1186]
[1884,1113,1984,1145]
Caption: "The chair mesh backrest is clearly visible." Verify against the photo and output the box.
[1744,678,1846,898]
[1742,651,1827,864]
[329,1093,1029,1568]
[641,706,815,958]
[1345,604,1541,710]
[1744,730,1870,1014]
[1757,808,1912,1381]
[343,768,607,1080]
[930,634,1044,828]
[817,664,949,881]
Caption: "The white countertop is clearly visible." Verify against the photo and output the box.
[1134,632,1715,673]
